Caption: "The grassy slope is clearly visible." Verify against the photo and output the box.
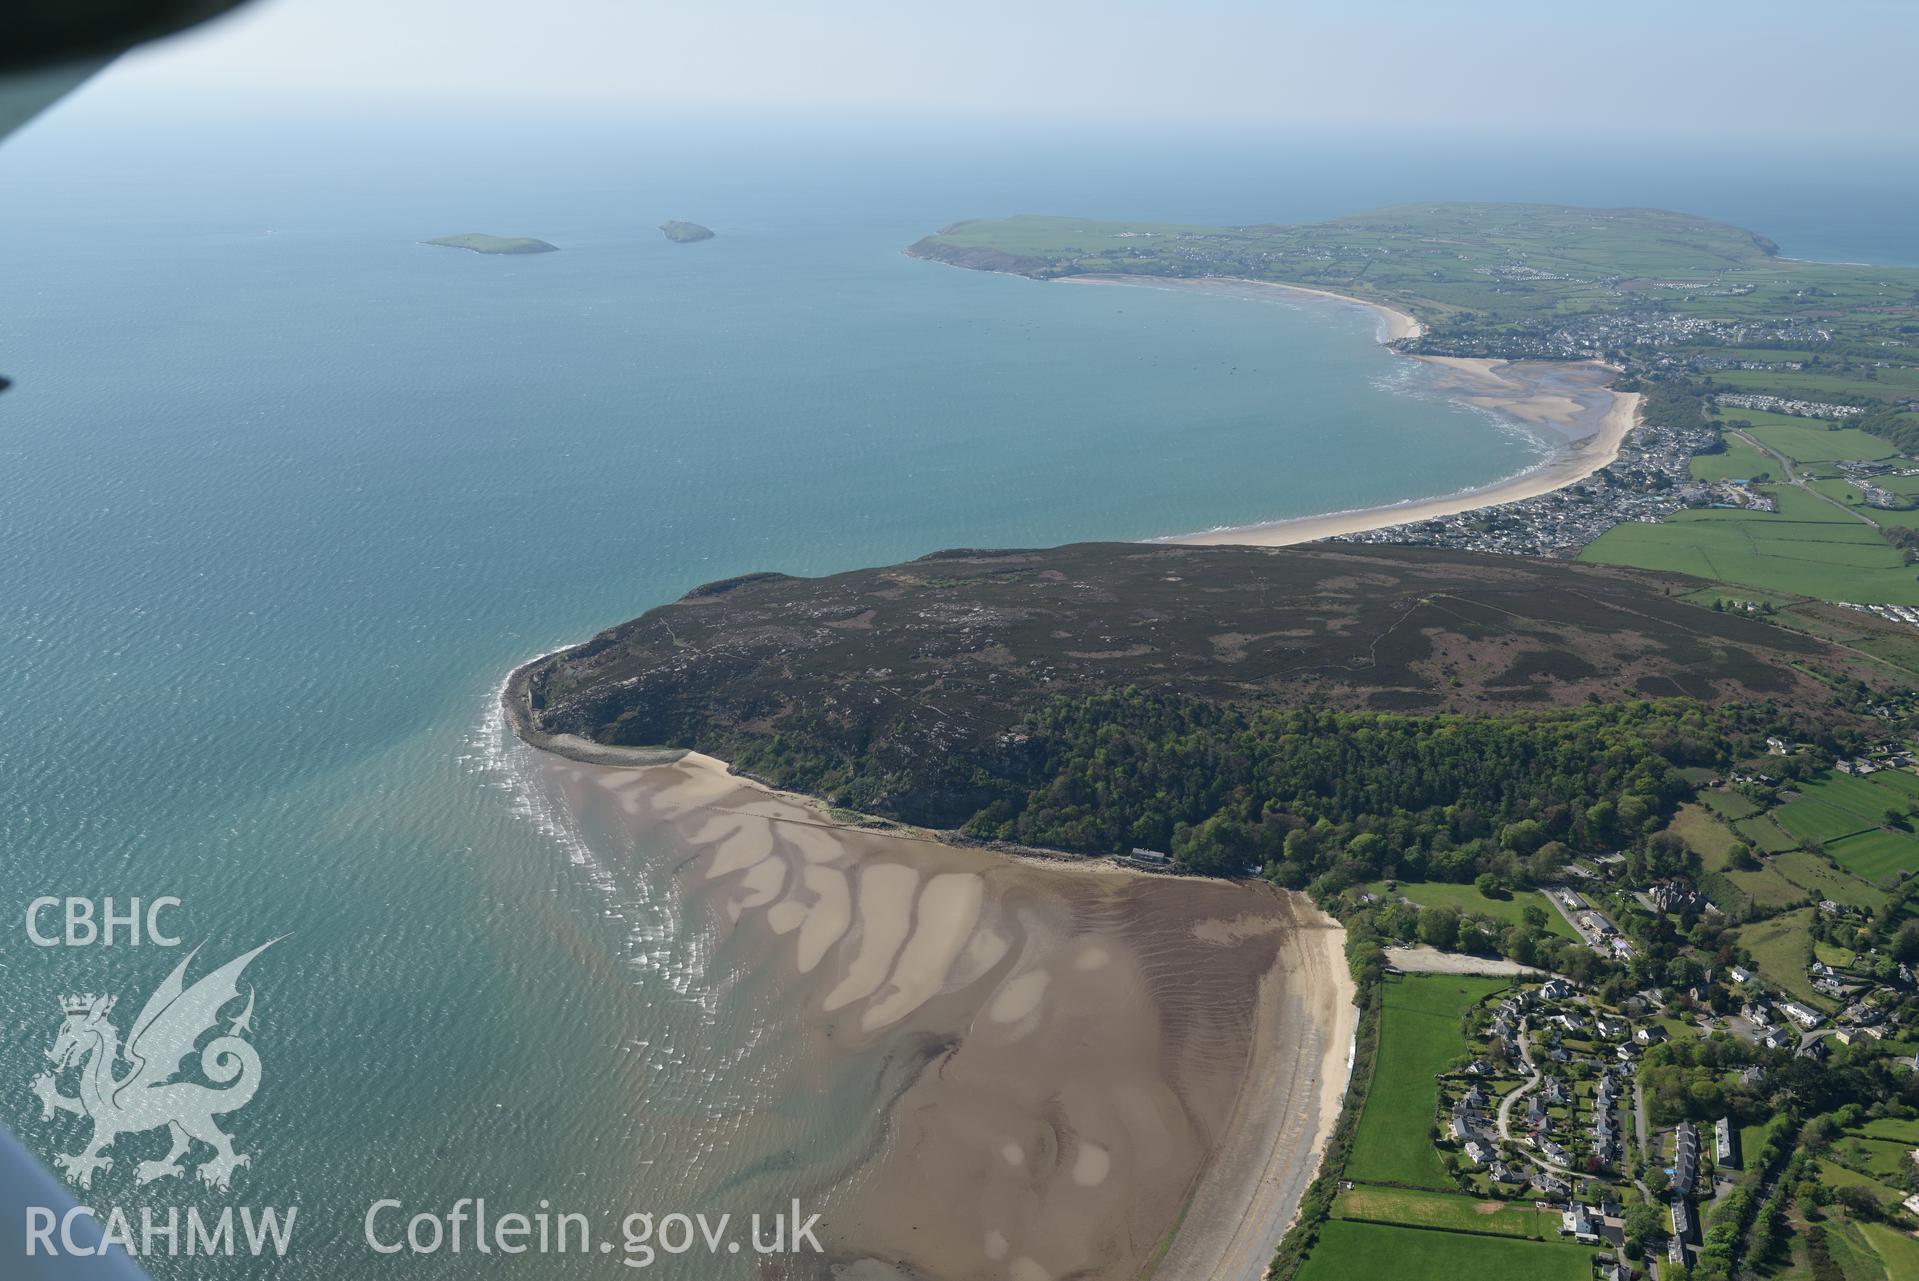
[1771,851,1889,911]
[1583,484,1919,605]
[1331,1186,1557,1239]
[1736,908,1822,1006]
[1692,437,1779,484]
[1858,1222,1919,1281]
[1346,975,1508,1189]
[1827,827,1919,884]
[1373,882,1579,941]
[1297,1220,1592,1281]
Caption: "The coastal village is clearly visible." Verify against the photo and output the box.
[622,206,1919,1281]
[1288,240,1919,1281]
[1303,738,1919,1281]
[1334,404,1713,557]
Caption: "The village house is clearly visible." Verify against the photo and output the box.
[1674,1121,1700,1197]
[1670,1200,1697,1261]
[1560,1202,1600,1244]
[1781,1001,1825,1029]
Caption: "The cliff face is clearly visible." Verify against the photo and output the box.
[510,542,1872,828]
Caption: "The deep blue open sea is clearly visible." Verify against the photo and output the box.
[1,100,1915,1277]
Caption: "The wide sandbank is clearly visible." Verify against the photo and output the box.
[1061,275,1642,547]
[515,715,1356,1281]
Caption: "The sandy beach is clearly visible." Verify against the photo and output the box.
[523,737,1356,1281]
[1062,274,1424,344]
[1064,274,1642,548]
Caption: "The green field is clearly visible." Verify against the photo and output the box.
[1700,789,1761,821]
[1745,422,1899,465]
[1771,852,1889,911]
[1676,803,1816,910]
[1580,487,1919,605]
[1773,798,1877,845]
[1834,1135,1919,1181]
[1346,975,1509,1190]
[1823,1217,1896,1281]
[1692,437,1779,484]
[1736,909,1821,1005]
[1826,828,1919,884]
[1858,1222,1919,1278]
[1809,478,1919,529]
[1373,882,1578,941]
[1853,1117,1919,1144]
[1671,804,1740,869]
[1796,773,1915,823]
[1735,814,1800,853]
[1765,770,1903,851]
[1331,1186,1557,1239]
[1815,941,1859,968]
[1297,1220,1593,1281]
[1722,863,1812,910]
[1818,1158,1894,1196]
[1867,768,1919,800]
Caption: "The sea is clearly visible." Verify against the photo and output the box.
[1,100,1915,1277]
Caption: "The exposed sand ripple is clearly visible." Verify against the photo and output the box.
[535,749,1355,1280]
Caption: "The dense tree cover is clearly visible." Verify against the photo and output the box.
[972,689,1736,878]
[1637,1035,1767,1125]
[1364,890,1607,978]
[1692,1112,1795,1281]
[1631,373,1711,438]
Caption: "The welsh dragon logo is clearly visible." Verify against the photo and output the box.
[31,940,278,1191]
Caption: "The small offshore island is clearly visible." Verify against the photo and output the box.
[659,220,714,243]
[423,233,559,255]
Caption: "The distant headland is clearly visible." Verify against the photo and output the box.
[423,233,559,255]
[660,221,715,244]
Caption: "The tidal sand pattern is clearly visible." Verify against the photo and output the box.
[533,749,1355,1280]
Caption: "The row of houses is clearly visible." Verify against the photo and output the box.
[1673,1120,1704,1198]
[1670,1198,1697,1263]
[1592,1070,1623,1164]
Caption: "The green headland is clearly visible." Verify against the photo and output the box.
[659,220,715,243]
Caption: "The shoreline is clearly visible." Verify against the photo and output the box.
[1176,367,1641,547]
[1148,891,1358,1280]
[1058,273,1642,548]
[503,668,1359,1278]
[1060,273,1425,344]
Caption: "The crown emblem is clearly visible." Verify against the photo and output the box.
[60,993,111,1016]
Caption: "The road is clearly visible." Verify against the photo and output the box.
[1496,1026,1576,1180]
[1495,1034,1541,1146]
[1731,427,1880,528]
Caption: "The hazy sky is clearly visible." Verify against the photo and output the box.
[52,0,1919,141]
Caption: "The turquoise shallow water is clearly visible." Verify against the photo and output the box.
[1,105,1915,1277]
